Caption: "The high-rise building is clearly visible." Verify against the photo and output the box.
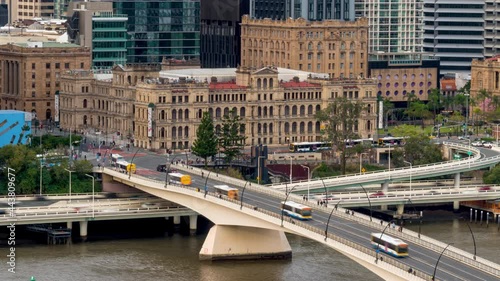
[240,15,368,79]
[484,0,500,57]
[200,0,249,68]
[250,0,354,21]
[355,0,423,53]
[67,1,128,70]
[112,0,201,65]
[423,0,484,75]
[10,0,55,21]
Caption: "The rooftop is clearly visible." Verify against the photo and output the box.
[14,41,81,48]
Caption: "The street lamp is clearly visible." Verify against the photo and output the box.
[465,222,477,260]
[281,184,298,227]
[64,168,74,202]
[300,164,310,200]
[432,243,454,281]
[325,199,343,241]
[358,184,372,222]
[403,160,412,197]
[406,198,422,238]
[128,147,141,179]
[257,156,266,185]
[85,174,95,218]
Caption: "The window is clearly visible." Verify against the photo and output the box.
[31,63,35,70]
[55,63,60,69]
[46,102,50,106]
[65,63,70,69]
[32,102,35,107]
[80,62,84,68]
[31,92,36,98]
[46,63,50,69]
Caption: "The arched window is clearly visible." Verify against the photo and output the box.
[83,115,87,125]
[178,126,183,137]
[315,121,321,133]
[184,109,189,119]
[224,107,229,116]
[160,127,165,138]
[216,108,221,118]
[257,78,262,89]
[258,106,262,117]
[263,107,268,116]
[161,110,165,120]
[269,106,274,116]
[83,99,87,108]
[292,122,297,133]
[292,105,297,116]
[308,121,313,133]
[308,105,313,115]
[172,127,177,138]
[269,123,273,134]
[240,107,246,117]
[198,109,202,119]
[232,107,237,117]
[315,104,321,113]
[178,110,183,120]
[269,78,274,88]
[172,109,177,120]
[184,126,189,137]
[263,78,267,89]
[300,122,305,133]
[257,123,262,134]
[300,105,305,116]
[284,105,290,116]
[284,122,290,133]
[263,123,268,134]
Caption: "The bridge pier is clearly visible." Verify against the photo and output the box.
[173,215,181,232]
[454,173,460,189]
[67,221,72,230]
[396,204,404,215]
[199,225,292,261]
[453,201,460,212]
[381,181,389,193]
[189,215,198,235]
[79,221,88,241]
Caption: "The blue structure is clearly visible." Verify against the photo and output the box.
[0,110,32,148]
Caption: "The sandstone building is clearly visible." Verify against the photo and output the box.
[240,15,369,79]
[0,42,91,123]
[59,65,377,150]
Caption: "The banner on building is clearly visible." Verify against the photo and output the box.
[54,92,60,123]
[147,107,153,138]
[378,100,383,129]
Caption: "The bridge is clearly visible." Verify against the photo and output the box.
[1,196,197,237]
[268,142,500,192]
[99,167,500,281]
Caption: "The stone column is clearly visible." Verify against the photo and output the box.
[454,173,460,189]
[453,201,460,212]
[173,215,181,232]
[189,214,198,235]
[79,221,88,241]
[67,221,72,230]
[396,204,404,215]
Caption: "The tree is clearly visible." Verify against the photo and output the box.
[219,109,246,165]
[391,124,425,138]
[315,97,365,174]
[405,100,431,128]
[389,135,443,167]
[483,164,500,184]
[191,112,218,166]
[427,88,441,124]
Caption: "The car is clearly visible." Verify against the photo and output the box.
[478,186,493,192]
[482,142,493,149]
[471,141,483,147]
[458,135,470,140]
[321,195,339,201]
[35,195,47,201]
[141,202,161,208]
[369,191,385,198]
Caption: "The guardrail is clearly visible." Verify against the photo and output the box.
[269,142,500,191]
[161,165,500,277]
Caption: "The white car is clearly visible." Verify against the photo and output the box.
[482,142,493,149]
[471,141,483,147]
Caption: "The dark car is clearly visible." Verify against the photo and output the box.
[35,195,47,201]
[157,164,166,172]
[369,191,385,198]
[478,186,493,192]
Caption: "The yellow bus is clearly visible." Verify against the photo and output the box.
[214,185,238,199]
[168,172,192,186]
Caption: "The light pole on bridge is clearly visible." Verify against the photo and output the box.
[358,184,372,222]
[432,243,454,281]
[324,199,343,241]
[375,219,396,264]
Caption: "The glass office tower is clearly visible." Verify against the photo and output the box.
[113,0,200,64]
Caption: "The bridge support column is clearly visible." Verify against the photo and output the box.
[67,221,72,230]
[453,201,460,212]
[199,225,292,261]
[381,182,389,193]
[173,216,181,232]
[189,215,198,235]
[454,173,460,189]
[79,221,88,241]
[380,205,388,211]
[396,204,404,215]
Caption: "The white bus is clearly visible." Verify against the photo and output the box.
[110,154,124,166]
[370,233,409,257]
[168,172,192,186]
[214,185,238,199]
[115,160,136,174]
[281,201,312,220]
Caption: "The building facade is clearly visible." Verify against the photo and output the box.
[112,0,201,65]
[200,0,249,68]
[368,52,440,104]
[423,0,484,75]
[67,1,127,69]
[470,56,500,100]
[355,0,423,53]
[10,0,55,22]
[0,42,91,123]
[249,0,355,21]
[59,66,377,150]
[240,15,369,79]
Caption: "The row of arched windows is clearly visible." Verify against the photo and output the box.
[284,104,321,116]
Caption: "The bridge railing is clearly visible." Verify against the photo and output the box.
[267,142,488,187]
[110,168,500,277]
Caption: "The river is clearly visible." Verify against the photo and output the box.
[0,210,499,281]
